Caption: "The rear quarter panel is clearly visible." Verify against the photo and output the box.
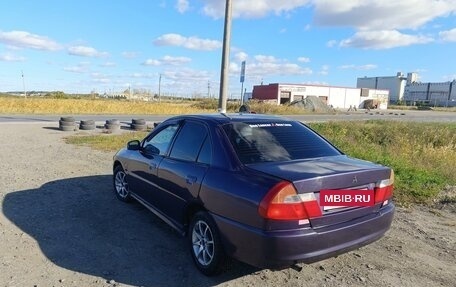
[198,167,279,229]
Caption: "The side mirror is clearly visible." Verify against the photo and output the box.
[127,140,141,151]
[143,144,160,155]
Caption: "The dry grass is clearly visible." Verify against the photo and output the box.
[0,97,321,115]
[0,97,211,115]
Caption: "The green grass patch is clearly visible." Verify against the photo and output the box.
[65,131,148,152]
[309,121,456,205]
[66,121,456,206]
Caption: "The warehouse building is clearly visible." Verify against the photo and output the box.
[251,83,389,109]
[358,72,456,106]
[357,72,408,103]
[404,79,456,107]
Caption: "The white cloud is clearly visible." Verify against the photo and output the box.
[163,68,212,81]
[439,28,456,42]
[201,0,311,19]
[153,33,222,51]
[338,64,378,70]
[64,66,88,73]
[318,65,330,75]
[0,53,26,62]
[196,0,455,51]
[233,54,313,78]
[297,57,310,63]
[339,30,433,49]
[122,51,138,58]
[63,62,90,73]
[91,72,111,84]
[162,55,192,65]
[234,51,248,62]
[142,55,192,66]
[157,68,214,95]
[198,0,456,29]
[312,0,456,30]
[101,62,116,67]
[175,0,189,13]
[254,55,278,63]
[0,30,61,51]
[142,59,161,66]
[68,45,108,57]
[326,40,337,48]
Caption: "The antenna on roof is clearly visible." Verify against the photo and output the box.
[219,110,231,120]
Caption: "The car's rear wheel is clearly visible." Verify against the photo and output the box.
[113,165,132,202]
[189,212,226,276]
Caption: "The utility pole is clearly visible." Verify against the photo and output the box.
[218,0,233,113]
[21,70,26,97]
[158,73,162,102]
[207,81,211,98]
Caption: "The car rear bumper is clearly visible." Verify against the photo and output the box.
[212,203,395,269]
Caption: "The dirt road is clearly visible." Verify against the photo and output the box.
[0,123,455,287]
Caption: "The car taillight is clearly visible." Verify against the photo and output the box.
[374,170,394,205]
[259,181,322,220]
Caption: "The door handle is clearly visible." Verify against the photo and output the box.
[149,163,157,170]
[186,175,197,185]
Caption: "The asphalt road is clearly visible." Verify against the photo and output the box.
[0,109,455,124]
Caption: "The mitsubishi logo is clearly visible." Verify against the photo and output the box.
[352,176,358,184]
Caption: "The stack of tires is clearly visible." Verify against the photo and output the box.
[59,117,77,131]
[131,119,147,131]
[105,119,121,132]
[79,120,96,131]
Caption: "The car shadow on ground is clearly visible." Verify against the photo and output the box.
[3,175,258,287]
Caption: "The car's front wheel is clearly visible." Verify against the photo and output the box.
[189,211,226,276]
[113,165,132,202]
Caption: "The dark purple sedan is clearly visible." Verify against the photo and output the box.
[113,114,394,275]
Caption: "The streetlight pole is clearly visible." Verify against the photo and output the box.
[218,0,233,113]
[21,70,26,98]
[158,73,162,102]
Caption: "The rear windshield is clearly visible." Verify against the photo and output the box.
[223,121,341,164]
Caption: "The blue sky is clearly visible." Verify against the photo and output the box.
[0,0,455,97]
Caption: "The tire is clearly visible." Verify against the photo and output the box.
[189,211,226,276]
[131,123,146,130]
[105,123,120,131]
[132,118,146,125]
[80,120,95,125]
[60,116,75,122]
[59,120,75,126]
[106,119,120,125]
[113,165,132,202]
[59,124,76,131]
[79,124,96,130]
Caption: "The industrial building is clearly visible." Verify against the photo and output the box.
[357,72,456,107]
[404,79,456,107]
[251,83,389,109]
[357,72,408,103]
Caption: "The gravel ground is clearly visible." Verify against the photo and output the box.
[0,122,455,287]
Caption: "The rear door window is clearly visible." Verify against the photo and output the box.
[170,121,208,162]
[223,121,341,164]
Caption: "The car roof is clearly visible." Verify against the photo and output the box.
[166,113,292,125]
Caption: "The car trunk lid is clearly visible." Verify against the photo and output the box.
[248,155,392,228]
